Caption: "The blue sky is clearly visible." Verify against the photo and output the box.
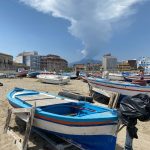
[0,0,150,63]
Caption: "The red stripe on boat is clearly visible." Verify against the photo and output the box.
[89,80,150,92]
[35,114,114,126]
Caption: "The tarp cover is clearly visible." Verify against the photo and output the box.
[119,94,150,139]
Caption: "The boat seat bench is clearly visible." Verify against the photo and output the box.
[17,94,71,107]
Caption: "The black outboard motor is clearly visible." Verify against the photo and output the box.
[119,94,150,139]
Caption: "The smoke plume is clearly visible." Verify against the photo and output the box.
[20,0,145,58]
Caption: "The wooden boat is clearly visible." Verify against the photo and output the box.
[61,72,78,79]
[27,71,40,78]
[131,79,147,86]
[88,77,150,96]
[6,73,16,78]
[108,73,125,81]
[7,87,118,150]
[39,71,55,75]
[37,74,70,84]
[0,73,6,78]
[16,70,28,77]
[89,72,102,78]
[124,74,150,83]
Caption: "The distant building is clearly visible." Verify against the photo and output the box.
[74,64,86,71]
[15,51,40,70]
[137,57,150,73]
[127,59,137,70]
[40,54,68,72]
[0,53,13,70]
[86,63,102,71]
[15,52,68,71]
[117,61,131,71]
[102,53,117,71]
[74,63,102,72]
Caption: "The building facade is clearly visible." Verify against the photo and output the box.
[0,53,13,70]
[127,59,137,70]
[137,57,150,73]
[40,54,68,72]
[15,51,40,70]
[74,63,102,72]
[102,53,117,71]
[117,61,131,71]
[74,64,86,71]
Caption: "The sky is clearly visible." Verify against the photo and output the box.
[0,0,150,63]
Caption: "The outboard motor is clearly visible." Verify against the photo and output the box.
[119,94,150,139]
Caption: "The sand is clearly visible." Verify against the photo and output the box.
[0,78,150,150]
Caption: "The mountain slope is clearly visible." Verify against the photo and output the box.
[69,58,101,66]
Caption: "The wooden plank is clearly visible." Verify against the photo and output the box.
[4,104,36,150]
[18,94,70,107]
[18,94,55,101]
[22,104,36,150]
[108,93,115,108]
[4,105,81,150]
[24,98,69,107]
[56,136,84,150]
[4,108,12,133]
[12,108,31,114]
[7,128,23,150]
[112,93,120,108]
[32,128,59,150]
[22,97,54,101]
[16,114,29,123]
[32,128,80,150]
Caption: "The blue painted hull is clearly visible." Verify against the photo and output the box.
[7,87,118,150]
[35,127,117,150]
[27,72,40,78]
[124,76,150,83]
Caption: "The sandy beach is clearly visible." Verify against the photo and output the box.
[0,78,150,150]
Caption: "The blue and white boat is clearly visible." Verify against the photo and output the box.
[108,73,125,81]
[88,77,150,96]
[61,72,77,79]
[27,71,40,78]
[124,74,150,83]
[7,87,118,150]
[37,74,70,84]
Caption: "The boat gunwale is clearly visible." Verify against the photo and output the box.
[7,88,118,125]
[88,77,150,89]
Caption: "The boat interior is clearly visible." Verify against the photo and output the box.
[16,92,108,117]
[39,102,107,117]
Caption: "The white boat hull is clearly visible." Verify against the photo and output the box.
[108,74,124,81]
[33,118,117,136]
[88,78,150,96]
[37,74,70,84]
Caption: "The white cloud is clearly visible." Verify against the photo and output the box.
[20,0,146,58]
[81,49,87,56]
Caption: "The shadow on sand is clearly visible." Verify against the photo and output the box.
[116,144,124,150]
